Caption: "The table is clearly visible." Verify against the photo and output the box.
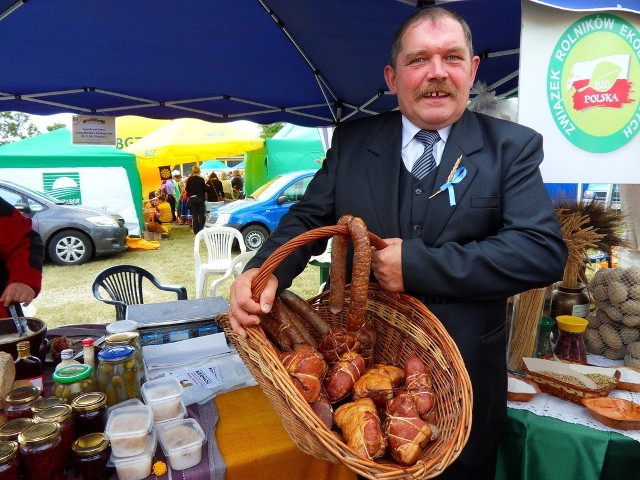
[496,407,640,480]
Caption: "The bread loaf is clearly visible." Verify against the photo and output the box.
[0,352,16,408]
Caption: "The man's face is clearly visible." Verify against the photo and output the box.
[384,17,479,130]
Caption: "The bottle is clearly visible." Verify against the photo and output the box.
[535,316,555,358]
[82,339,95,375]
[14,341,43,391]
[55,349,79,371]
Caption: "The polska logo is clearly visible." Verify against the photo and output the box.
[547,13,639,153]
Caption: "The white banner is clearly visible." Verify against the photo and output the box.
[519,1,640,183]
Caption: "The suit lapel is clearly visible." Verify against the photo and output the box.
[365,113,403,238]
[422,110,483,245]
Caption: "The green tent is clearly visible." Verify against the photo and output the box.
[244,124,323,195]
[0,129,144,234]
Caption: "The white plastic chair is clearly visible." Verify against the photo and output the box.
[209,250,257,298]
[194,226,246,298]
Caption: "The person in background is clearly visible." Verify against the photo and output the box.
[228,7,567,480]
[185,165,207,234]
[220,171,233,200]
[154,194,173,225]
[231,169,244,199]
[164,174,178,221]
[205,172,224,202]
[0,197,44,317]
[172,170,185,224]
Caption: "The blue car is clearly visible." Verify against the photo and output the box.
[205,170,317,250]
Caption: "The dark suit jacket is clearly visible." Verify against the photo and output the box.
[248,109,567,465]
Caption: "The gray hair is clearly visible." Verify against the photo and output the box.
[389,7,474,68]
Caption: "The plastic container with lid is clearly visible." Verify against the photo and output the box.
[96,345,140,406]
[0,418,33,443]
[3,386,41,420]
[52,363,96,403]
[105,320,139,335]
[536,316,556,358]
[0,440,20,480]
[33,404,75,468]
[103,404,153,457]
[553,315,589,363]
[71,392,108,439]
[105,331,144,383]
[30,396,66,416]
[141,376,184,422]
[17,421,65,480]
[110,429,156,480]
[157,418,206,470]
[72,432,113,480]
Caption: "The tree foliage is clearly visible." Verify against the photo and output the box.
[46,123,66,132]
[0,112,40,145]
[259,122,285,139]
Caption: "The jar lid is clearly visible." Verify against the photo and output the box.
[31,396,66,415]
[18,422,60,447]
[555,315,589,333]
[0,441,18,464]
[34,404,72,423]
[52,363,93,383]
[539,316,555,333]
[81,338,95,347]
[72,432,110,456]
[105,320,138,334]
[105,331,140,346]
[0,418,33,441]
[5,385,41,405]
[60,349,75,360]
[71,392,107,412]
[97,345,135,362]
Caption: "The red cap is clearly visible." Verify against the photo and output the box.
[82,338,95,347]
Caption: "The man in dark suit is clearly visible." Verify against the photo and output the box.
[229,7,567,479]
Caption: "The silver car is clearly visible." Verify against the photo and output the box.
[0,179,128,266]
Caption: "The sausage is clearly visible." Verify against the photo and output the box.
[329,214,353,314]
[261,312,293,351]
[271,297,307,346]
[346,216,371,332]
[275,298,318,349]
[280,289,331,337]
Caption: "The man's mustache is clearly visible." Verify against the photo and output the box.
[414,82,456,101]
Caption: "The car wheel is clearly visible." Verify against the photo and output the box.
[47,230,93,265]
[242,225,269,251]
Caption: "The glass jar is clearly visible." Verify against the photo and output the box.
[0,418,33,443]
[71,392,107,439]
[553,315,589,363]
[105,331,144,384]
[30,396,66,417]
[536,316,556,358]
[33,404,75,469]
[3,386,41,420]
[51,364,96,403]
[17,422,65,480]
[95,345,140,406]
[549,283,590,321]
[72,433,113,480]
[0,441,19,480]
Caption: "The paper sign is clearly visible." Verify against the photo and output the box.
[523,357,598,389]
[72,115,116,145]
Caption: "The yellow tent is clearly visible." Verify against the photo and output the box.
[124,118,264,167]
[116,116,171,196]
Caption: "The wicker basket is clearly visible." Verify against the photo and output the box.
[219,225,472,480]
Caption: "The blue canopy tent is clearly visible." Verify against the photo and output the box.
[2,1,634,127]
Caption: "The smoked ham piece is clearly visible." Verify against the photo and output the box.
[334,397,386,460]
[352,364,404,405]
[324,351,366,403]
[404,356,436,419]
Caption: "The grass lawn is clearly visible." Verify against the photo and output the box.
[33,224,322,328]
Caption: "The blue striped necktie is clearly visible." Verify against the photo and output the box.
[412,130,440,179]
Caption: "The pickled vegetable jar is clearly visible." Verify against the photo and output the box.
[0,440,20,480]
[72,432,113,480]
[105,331,144,383]
[96,345,140,406]
[33,404,75,469]
[3,386,41,420]
[52,364,96,403]
[553,315,588,363]
[17,422,64,480]
[71,392,107,438]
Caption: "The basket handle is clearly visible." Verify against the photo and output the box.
[250,225,387,301]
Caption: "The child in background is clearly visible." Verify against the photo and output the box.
[155,194,173,225]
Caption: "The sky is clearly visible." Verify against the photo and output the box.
[28,113,261,135]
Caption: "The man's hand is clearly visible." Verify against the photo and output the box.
[229,268,278,338]
[1,282,37,307]
[371,238,404,292]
